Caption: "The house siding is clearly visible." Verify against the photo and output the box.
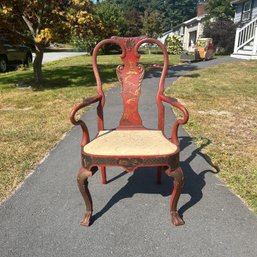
[253,0,257,19]
[234,4,243,23]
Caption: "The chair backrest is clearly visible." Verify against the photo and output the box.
[92,36,169,131]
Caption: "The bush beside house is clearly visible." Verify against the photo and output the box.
[203,19,237,54]
[165,35,183,55]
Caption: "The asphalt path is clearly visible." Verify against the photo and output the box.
[1,57,257,257]
[32,51,88,64]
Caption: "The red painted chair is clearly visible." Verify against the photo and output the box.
[70,36,189,227]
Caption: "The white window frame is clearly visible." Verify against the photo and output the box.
[242,0,252,21]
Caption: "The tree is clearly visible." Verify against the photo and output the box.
[203,19,236,54]
[94,1,127,39]
[205,0,235,20]
[161,0,198,29]
[110,0,147,14]
[0,0,95,84]
[124,9,143,37]
[141,9,163,38]
[71,1,127,53]
[108,0,199,31]
[92,1,128,53]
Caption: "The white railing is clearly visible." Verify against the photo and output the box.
[253,26,257,54]
[234,17,257,54]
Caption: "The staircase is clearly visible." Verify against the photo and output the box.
[231,17,257,60]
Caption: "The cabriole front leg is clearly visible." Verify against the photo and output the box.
[77,167,96,226]
[165,167,185,226]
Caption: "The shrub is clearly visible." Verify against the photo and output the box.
[165,35,183,55]
[70,35,97,54]
[203,19,236,55]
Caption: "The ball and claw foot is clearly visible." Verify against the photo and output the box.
[80,211,92,226]
[171,211,185,226]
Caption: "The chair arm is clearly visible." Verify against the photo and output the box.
[160,95,189,146]
[70,95,102,147]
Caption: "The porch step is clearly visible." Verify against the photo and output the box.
[243,45,253,51]
[237,49,253,55]
[230,53,257,60]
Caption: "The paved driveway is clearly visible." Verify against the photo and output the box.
[32,51,88,64]
[0,57,256,257]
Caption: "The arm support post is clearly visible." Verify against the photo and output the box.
[70,95,102,148]
[160,95,189,146]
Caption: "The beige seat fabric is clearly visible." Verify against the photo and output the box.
[83,130,178,156]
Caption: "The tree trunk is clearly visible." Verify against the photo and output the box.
[33,43,44,84]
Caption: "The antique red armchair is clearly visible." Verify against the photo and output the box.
[70,36,189,227]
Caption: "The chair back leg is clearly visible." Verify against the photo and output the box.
[101,166,107,184]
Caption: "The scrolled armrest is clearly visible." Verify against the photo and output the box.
[160,95,189,145]
[70,95,102,147]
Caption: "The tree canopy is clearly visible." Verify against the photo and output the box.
[0,0,96,83]
[141,9,163,38]
[205,0,235,19]
[109,0,199,34]
[0,0,209,84]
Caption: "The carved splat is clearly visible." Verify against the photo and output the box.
[114,37,145,128]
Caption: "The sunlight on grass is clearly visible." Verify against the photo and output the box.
[166,61,257,213]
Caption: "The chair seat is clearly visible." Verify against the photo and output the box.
[83,130,178,156]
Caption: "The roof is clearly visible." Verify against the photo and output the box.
[160,29,173,37]
[231,0,248,4]
[183,15,206,25]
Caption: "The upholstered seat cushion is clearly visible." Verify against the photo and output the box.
[83,130,178,156]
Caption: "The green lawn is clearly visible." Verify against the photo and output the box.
[0,53,179,202]
[166,60,257,213]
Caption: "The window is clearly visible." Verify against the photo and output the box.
[189,31,197,48]
[242,0,252,21]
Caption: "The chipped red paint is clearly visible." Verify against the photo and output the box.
[70,36,189,227]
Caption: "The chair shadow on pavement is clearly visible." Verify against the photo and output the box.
[92,136,219,224]
[178,136,219,217]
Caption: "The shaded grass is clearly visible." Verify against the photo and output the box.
[0,53,179,202]
[166,61,257,213]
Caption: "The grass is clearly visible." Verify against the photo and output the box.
[166,60,257,213]
[0,53,180,202]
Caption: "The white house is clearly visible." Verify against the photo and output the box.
[231,0,257,59]
[177,14,206,51]
[159,1,207,51]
